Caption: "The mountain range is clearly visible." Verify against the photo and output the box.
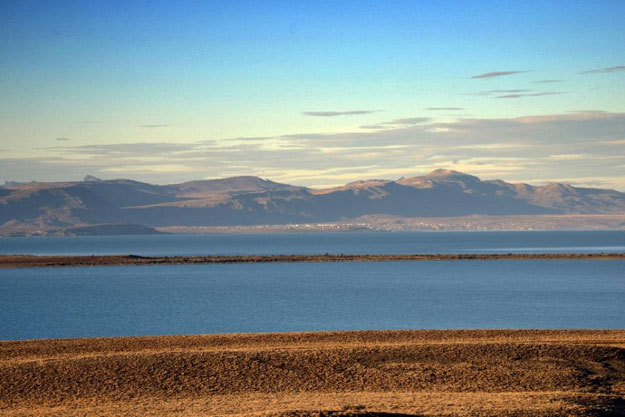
[2,169,625,235]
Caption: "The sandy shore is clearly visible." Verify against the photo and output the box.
[1,330,624,416]
[2,252,625,268]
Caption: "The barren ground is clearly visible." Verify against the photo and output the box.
[1,330,625,416]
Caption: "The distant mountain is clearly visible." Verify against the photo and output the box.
[165,176,306,197]
[1,170,624,234]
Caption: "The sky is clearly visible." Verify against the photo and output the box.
[1,0,624,189]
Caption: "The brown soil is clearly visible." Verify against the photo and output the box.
[1,252,625,268]
[1,330,625,416]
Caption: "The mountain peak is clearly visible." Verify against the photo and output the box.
[345,179,391,187]
[426,169,473,178]
[424,169,482,184]
[171,175,305,196]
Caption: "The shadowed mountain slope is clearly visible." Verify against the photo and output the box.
[166,175,307,197]
[1,170,624,232]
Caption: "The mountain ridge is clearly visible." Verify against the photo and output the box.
[1,170,624,234]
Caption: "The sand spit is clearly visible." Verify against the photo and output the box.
[1,252,625,268]
[1,330,624,416]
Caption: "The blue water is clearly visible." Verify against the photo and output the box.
[1,231,625,256]
[1,259,624,340]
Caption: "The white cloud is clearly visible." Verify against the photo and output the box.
[547,154,587,161]
[3,111,625,190]
[101,164,196,173]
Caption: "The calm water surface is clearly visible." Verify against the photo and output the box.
[1,259,624,340]
[1,231,625,256]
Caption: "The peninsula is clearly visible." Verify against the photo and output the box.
[1,252,625,268]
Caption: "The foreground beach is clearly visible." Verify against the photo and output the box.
[2,330,624,416]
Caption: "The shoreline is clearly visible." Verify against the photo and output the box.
[3,215,625,237]
[2,329,624,416]
[1,252,625,268]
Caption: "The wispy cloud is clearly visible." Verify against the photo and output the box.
[303,110,379,117]
[602,139,625,145]
[425,107,464,111]
[465,89,563,99]
[359,124,388,130]
[45,142,199,156]
[281,133,329,140]
[140,124,169,128]
[532,79,563,84]
[55,137,70,141]
[455,143,525,151]
[496,91,565,99]
[101,164,193,173]
[470,70,529,79]
[580,66,625,74]
[466,89,531,96]
[521,176,625,188]
[6,111,625,190]
[386,117,430,125]
[360,117,430,129]
[547,154,587,161]
[223,136,271,142]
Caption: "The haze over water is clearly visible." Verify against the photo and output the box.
[1,231,625,256]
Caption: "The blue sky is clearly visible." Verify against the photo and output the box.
[1,1,624,188]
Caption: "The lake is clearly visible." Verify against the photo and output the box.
[1,258,624,340]
[1,231,624,340]
[1,230,625,256]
